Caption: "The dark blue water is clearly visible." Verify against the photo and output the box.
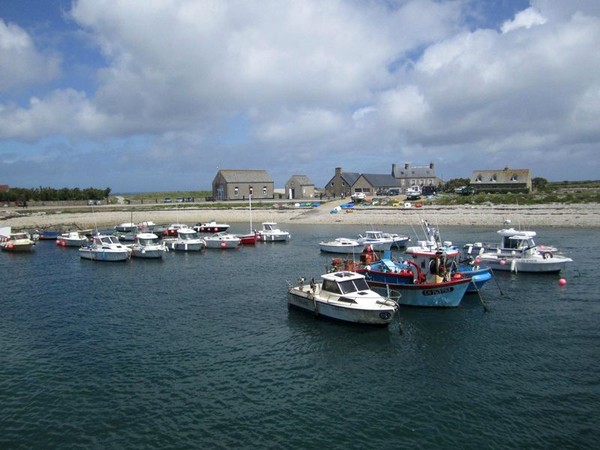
[1,224,599,449]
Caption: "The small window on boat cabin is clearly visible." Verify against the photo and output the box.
[323,279,341,294]
[338,280,358,294]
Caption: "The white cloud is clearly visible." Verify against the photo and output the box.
[501,7,547,33]
[0,19,60,92]
[1,0,600,189]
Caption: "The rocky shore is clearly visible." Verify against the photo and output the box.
[2,201,599,230]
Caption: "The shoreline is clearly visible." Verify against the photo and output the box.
[2,202,599,230]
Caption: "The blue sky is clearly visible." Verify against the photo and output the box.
[1,0,599,193]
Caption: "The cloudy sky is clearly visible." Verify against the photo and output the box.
[0,0,599,193]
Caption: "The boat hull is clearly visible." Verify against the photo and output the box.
[319,243,365,254]
[457,267,493,292]
[170,241,204,251]
[57,238,88,247]
[130,248,165,259]
[287,289,396,326]
[370,279,470,307]
[1,243,34,252]
[79,248,130,261]
[237,233,259,245]
[259,233,290,242]
[204,239,240,249]
[478,255,572,273]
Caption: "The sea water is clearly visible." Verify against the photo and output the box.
[1,224,598,449]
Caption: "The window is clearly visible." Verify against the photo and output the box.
[263,186,267,195]
[234,187,239,196]
[511,174,519,181]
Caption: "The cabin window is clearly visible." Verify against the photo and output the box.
[322,279,341,294]
[338,280,358,294]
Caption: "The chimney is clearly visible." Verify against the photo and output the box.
[335,167,342,176]
[404,163,410,170]
[391,163,397,176]
[429,162,434,169]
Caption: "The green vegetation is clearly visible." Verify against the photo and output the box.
[3,186,111,202]
[432,178,600,205]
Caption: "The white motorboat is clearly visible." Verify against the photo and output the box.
[287,271,398,326]
[357,230,407,251]
[204,232,241,249]
[79,234,131,262]
[319,237,365,254]
[169,228,205,251]
[1,231,35,252]
[258,222,290,242]
[56,231,89,247]
[163,223,190,237]
[467,227,573,273]
[114,222,136,233]
[129,232,167,259]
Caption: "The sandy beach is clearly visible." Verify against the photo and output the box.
[2,201,599,230]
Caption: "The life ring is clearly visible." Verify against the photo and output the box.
[543,251,553,259]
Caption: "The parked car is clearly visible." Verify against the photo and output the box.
[164,197,173,203]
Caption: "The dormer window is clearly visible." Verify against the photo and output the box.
[510,174,518,181]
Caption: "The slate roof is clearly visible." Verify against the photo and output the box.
[340,172,361,186]
[218,170,273,183]
[287,175,314,186]
[392,165,437,178]
[361,174,400,187]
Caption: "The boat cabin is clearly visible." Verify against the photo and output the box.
[498,229,536,251]
[322,272,370,295]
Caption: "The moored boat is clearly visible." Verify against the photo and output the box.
[129,232,167,259]
[1,232,35,252]
[169,228,205,251]
[35,230,60,240]
[193,221,230,233]
[236,231,260,245]
[287,271,398,326]
[56,231,89,247]
[465,225,573,273]
[258,222,290,242]
[79,234,130,262]
[204,232,240,249]
[357,230,408,251]
[319,237,365,254]
[163,223,189,237]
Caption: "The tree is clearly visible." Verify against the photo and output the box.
[532,177,548,191]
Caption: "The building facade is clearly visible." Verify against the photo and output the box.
[470,167,532,193]
[284,175,315,199]
[212,170,274,201]
[324,168,361,198]
[391,163,441,192]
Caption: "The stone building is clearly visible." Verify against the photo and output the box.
[284,175,315,199]
[391,163,441,192]
[212,170,274,201]
[470,167,532,193]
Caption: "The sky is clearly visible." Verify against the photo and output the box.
[0,0,599,193]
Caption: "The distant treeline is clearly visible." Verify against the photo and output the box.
[2,187,111,202]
